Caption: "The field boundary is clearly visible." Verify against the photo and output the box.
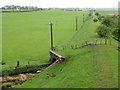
[54,39,117,51]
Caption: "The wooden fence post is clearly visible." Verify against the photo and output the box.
[100,39,102,44]
[82,43,84,47]
[17,61,19,67]
[75,44,77,49]
[110,39,111,45]
[71,45,73,49]
[105,38,107,45]
[28,60,30,65]
[62,46,64,51]
[95,40,97,45]
[85,41,88,45]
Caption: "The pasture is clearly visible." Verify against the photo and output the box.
[2,11,86,70]
[2,10,118,88]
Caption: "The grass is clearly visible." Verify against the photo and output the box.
[2,11,86,70]
[2,10,118,88]
[16,45,118,88]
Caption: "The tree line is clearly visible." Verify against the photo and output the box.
[1,5,43,11]
[94,12,120,42]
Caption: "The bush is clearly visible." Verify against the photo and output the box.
[101,16,113,27]
[88,13,92,16]
[96,25,111,38]
[112,28,120,41]
[93,18,98,22]
[95,12,100,16]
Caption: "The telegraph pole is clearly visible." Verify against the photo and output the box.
[76,16,78,31]
[83,14,84,23]
[50,23,54,50]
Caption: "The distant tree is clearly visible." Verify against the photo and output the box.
[96,25,112,38]
[38,8,43,10]
[48,8,52,10]
[25,6,28,10]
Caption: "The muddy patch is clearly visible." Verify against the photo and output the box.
[0,73,35,89]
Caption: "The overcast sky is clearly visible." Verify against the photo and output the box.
[0,0,119,8]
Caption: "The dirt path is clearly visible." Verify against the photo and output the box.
[92,45,117,88]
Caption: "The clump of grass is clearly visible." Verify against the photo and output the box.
[0,61,6,65]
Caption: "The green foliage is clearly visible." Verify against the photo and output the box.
[2,65,48,76]
[2,11,118,88]
[97,16,102,21]
[101,16,113,27]
[93,18,98,22]
[88,13,92,16]
[96,25,111,37]
[95,12,100,16]
[97,15,105,21]
[94,12,104,22]
[112,28,120,41]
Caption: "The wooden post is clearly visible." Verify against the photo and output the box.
[100,39,102,44]
[71,45,73,49]
[28,60,30,65]
[85,41,88,45]
[50,23,54,50]
[83,14,84,23]
[76,16,78,31]
[17,61,19,67]
[110,39,111,45]
[95,40,97,45]
[82,43,84,47]
[63,47,64,51]
[105,38,107,45]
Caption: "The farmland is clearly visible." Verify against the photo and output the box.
[2,10,118,88]
[2,11,86,70]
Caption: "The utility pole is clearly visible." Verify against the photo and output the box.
[76,16,78,31]
[83,14,84,23]
[50,23,54,50]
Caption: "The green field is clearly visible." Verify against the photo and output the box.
[16,45,118,88]
[2,10,118,88]
[2,11,86,70]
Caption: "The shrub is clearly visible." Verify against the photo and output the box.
[96,25,111,38]
[112,28,120,41]
[95,12,100,16]
[101,16,113,27]
[88,13,92,16]
[93,18,98,22]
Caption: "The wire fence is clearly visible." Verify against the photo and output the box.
[53,39,116,52]
[67,14,93,44]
